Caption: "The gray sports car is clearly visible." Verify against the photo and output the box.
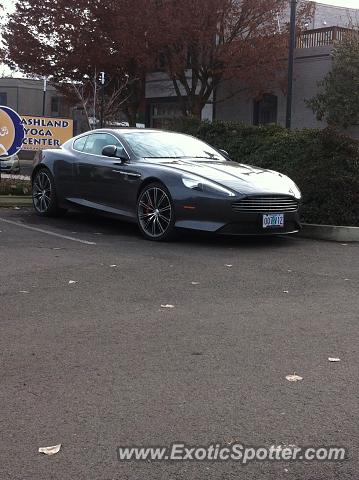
[32,128,302,241]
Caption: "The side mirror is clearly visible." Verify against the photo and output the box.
[219,148,229,158]
[102,145,128,162]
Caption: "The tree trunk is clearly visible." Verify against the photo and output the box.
[189,97,203,119]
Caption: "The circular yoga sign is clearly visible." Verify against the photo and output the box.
[0,106,25,158]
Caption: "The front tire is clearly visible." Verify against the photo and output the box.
[137,182,176,241]
[32,169,67,217]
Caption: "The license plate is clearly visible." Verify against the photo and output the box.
[263,213,284,229]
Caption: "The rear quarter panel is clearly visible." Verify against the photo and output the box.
[32,147,74,201]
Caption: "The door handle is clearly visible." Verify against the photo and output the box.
[111,170,141,178]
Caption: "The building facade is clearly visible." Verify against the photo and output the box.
[145,2,359,137]
[0,77,94,138]
[0,77,71,118]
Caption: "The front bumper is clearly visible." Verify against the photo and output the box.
[174,194,301,235]
[0,163,20,173]
[218,211,301,235]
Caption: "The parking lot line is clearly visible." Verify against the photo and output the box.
[0,217,97,245]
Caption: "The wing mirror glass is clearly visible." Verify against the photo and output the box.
[102,145,129,162]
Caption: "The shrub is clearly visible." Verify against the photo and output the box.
[168,119,359,226]
[0,177,31,196]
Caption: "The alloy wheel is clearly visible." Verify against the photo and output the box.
[33,171,52,213]
[138,186,172,238]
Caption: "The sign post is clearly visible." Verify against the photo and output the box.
[42,77,47,116]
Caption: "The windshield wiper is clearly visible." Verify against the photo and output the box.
[142,155,221,161]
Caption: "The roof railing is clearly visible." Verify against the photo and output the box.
[297,26,358,48]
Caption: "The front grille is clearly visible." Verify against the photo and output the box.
[232,195,299,213]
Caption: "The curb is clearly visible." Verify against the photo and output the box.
[0,196,33,207]
[299,223,359,243]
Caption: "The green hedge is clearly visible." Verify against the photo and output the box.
[168,118,359,226]
[0,178,31,196]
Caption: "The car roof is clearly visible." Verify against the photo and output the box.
[93,128,173,135]
[64,128,191,149]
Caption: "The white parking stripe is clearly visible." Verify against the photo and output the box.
[0,218,97,245]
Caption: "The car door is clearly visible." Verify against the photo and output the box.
[73,132,140,216]
[70,135,89,200]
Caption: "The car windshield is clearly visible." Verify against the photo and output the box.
[121,131,226,161]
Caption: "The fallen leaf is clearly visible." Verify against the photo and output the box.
[286,374,303,382]
[161,304,175,309]
[68,280,77,285]
[328,357,341,362]
[225,438,242,446]
[38,444,61,456]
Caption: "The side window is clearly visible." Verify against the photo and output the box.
[73,136,88,152]
[83,133,121,156]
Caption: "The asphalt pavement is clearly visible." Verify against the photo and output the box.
[0,207,358,480]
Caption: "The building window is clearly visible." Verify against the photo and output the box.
[51,96,60,115]
[0,92,7,106]
[149,101,183,128]
[253,94,278,125]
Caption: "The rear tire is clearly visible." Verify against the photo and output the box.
[32,168,67,217]
[137,182,177,241]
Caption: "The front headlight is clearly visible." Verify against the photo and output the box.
[288,179,301,199]
[182,176,236,197]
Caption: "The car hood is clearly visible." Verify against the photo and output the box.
[156,159,299,196]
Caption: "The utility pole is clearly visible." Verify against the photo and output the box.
[286,0,297,129]
[42,77,47,116]
[93,68,97,130]
[99,71,105,128]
